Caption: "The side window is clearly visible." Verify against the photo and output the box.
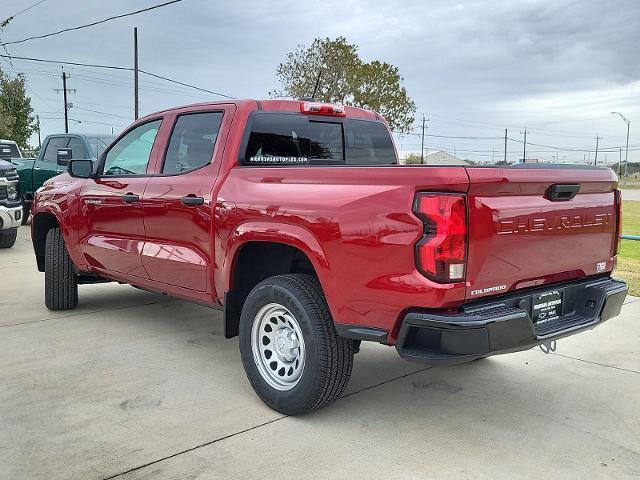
[67,138,87,159]
[102,120,161,176]
[42,138,69,162]
[162,112,224,174]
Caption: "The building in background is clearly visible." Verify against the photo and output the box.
[400,150,470,165]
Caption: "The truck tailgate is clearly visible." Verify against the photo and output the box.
[465,166,619,301]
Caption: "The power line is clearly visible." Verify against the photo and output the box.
[73,106,131,120]
[0,53,234,98]
[1,0,49,25]
[1,0,186,46]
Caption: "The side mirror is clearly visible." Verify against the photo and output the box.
[57,148,72,165]
[68,159,93,178]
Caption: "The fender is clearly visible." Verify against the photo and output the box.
[218,220,330,300]
[32,186,85,271]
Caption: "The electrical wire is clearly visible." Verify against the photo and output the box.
[0,53,234,98]
[1,0,186,46]
[1,0,49,24]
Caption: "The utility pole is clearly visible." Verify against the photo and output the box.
[520,129,528,163]
[134,27,139,120]
[36,115,41,149]
[491,148,495,163]
[54,67,76,133]
[504,128,507,163]
[420,115,428,164]
[611,112,630,178]
[619,148,623,176]
[62,69,69,133]
[594,136,600,166]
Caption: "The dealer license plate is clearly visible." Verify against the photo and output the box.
[532,290,563,324]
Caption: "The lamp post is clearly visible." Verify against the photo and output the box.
[611,112,630,178]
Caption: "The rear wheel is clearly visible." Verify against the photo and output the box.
[0,228,17,248]
[239,274,354,415]
[45,228,78,310]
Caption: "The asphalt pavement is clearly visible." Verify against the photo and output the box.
[1,226,639,479]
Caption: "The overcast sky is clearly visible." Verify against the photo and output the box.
[1,0,639,163]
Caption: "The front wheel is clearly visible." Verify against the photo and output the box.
[45,228,78,310]
[0,228,17,248]
[239,274,354,415]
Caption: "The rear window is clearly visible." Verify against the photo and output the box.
[0,143,20,159]
[243,114,395,166]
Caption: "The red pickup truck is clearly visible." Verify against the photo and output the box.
[31,99,628,415]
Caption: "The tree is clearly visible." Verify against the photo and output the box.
[0,70,36,149]
[404,153,423,164]
[271,37,416,133]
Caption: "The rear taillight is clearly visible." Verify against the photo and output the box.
[614,188,622,255]
[413,193,467,283]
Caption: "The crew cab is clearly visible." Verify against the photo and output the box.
[30,100,628,415]
[14,133,115,223]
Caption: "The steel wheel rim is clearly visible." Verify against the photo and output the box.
[251,303,306,391]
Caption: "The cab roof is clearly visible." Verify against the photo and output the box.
[141,99,382,122]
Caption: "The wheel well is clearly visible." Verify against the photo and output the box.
[224,242,316,338]
[32,213,59,272]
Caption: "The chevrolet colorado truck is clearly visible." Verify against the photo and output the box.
[13,133,115,223]
[0,158,22,248]
[31,100,628,415]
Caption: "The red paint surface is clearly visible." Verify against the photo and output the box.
[32,100,620,344]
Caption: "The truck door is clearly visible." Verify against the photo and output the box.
[34,136,68,189]
[142,106,233,292]
[78,119,163,278]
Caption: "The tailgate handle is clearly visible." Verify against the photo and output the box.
[546,184,580,201]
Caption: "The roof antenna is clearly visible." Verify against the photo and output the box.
[311,68,322,100]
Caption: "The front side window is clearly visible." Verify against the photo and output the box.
[42,137,69,163]
[162,112,224,174]
[243,114,395,166]
[102,120,161,176]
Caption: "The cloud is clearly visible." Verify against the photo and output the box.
[1,0,637,161]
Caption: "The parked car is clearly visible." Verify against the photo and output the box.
[13,133,115,223]
[0,158,23,248]
[30,100,628,414]
[0,139,24,160]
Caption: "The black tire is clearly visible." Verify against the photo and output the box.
[239,274,354,415]
[21,200,30,225]
[45,228,78,310]
[0,228,17,248]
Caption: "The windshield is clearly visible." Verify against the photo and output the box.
[84,135,116,159]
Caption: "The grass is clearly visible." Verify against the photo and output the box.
[617,200,640,296]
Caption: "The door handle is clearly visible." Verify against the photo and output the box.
[122,193,140,203]
[181,195,205,206]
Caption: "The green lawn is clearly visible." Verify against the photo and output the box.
[617,200,640,296]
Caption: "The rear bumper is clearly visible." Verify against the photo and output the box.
[395,276,628,365]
